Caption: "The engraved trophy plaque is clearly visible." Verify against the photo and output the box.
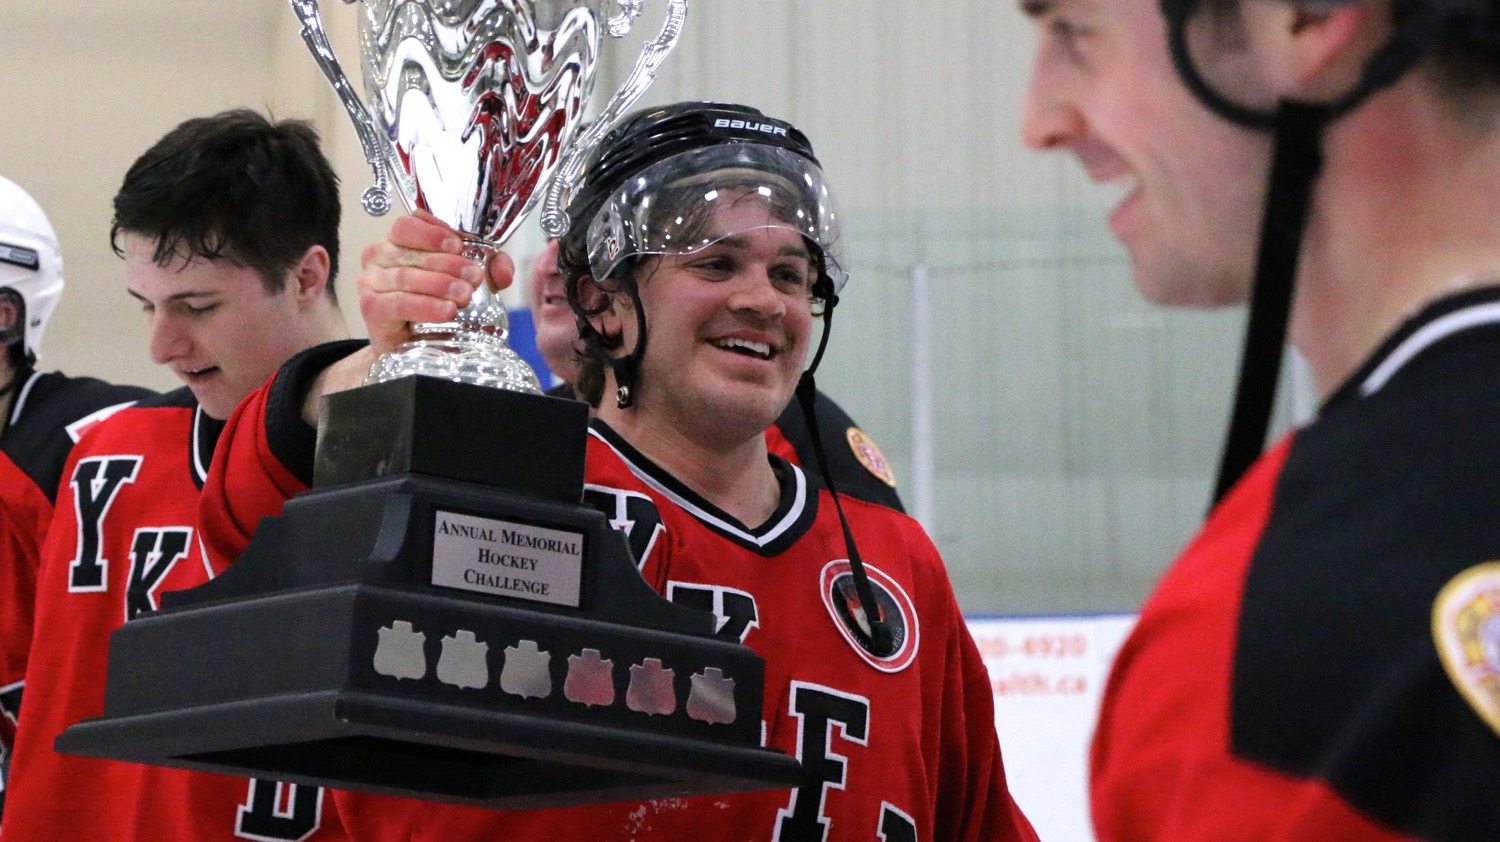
[57,0,807,808]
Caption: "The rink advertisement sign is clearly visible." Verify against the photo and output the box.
[431,510,583,607]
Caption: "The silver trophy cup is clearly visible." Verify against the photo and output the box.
[289,0,687,390]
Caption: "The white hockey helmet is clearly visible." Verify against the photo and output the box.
[0,175,64,363]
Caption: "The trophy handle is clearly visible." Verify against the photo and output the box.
[605,0,644,37]
[539,0,689,238]
[287,0,395,216]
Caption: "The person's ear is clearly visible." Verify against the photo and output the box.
[1246,0,1379,100]
[289,245,332,303]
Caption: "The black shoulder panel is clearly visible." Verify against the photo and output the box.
[1,371,158,503]
[773,388,905,513]
[1231,326,1500,839]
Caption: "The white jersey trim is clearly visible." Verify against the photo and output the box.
[1361,301,1500,396]
[587,426,809,549]
[191,405,211,485]
[7,370,42,427]
[63,400,138,444]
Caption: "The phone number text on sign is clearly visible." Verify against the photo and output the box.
[976,632,1089,660]
[969,620,1129,699]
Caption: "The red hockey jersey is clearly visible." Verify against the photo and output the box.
[0,370,150,791]
[1091,289,1500,840]
[0,455,45,769]
[197,347,1037,841]
[0,388,341,841]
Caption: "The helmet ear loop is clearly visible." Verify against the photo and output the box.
[1162,0,1277,130]
[612,282,649,409]
[804,271,839,378]
[565,268,650,410]
[566,270,630,404]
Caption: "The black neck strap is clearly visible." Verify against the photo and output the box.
[793,291,893,654]
[1211,102,1327,505]
[795,371,894,655]
[792,292,882,654]
[806,290,838,376]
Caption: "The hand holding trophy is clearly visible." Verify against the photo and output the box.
[59,0,806,809]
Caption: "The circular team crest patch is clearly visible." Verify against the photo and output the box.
[1432,561,1500,737]
[819,560,918,672]
[845,427,897,488]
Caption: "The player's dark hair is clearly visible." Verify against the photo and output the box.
[1191,0,1500,113]
[110,109,341,301]
[1426,7,1500,117]
[571,342,613,409]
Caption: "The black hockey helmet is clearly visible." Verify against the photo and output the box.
[559,101,848,409]
[562,101,846,298]
[1157,0,1500,504]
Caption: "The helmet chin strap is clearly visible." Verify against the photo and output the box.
[610,284,649,409]
[1211,101,1326,505]
[570,277,649,409]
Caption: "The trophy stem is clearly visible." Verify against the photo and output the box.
[412,238,505,339]
[366,238,543,392]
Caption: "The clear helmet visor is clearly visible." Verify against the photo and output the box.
[584,144,848,293]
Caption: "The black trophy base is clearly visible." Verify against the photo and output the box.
[56,583,805,808]
[57,376,804,807]
[313,374,589,501]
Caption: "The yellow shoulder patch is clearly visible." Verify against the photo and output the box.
[1432,561,1500,737]
[845,427,897,488]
